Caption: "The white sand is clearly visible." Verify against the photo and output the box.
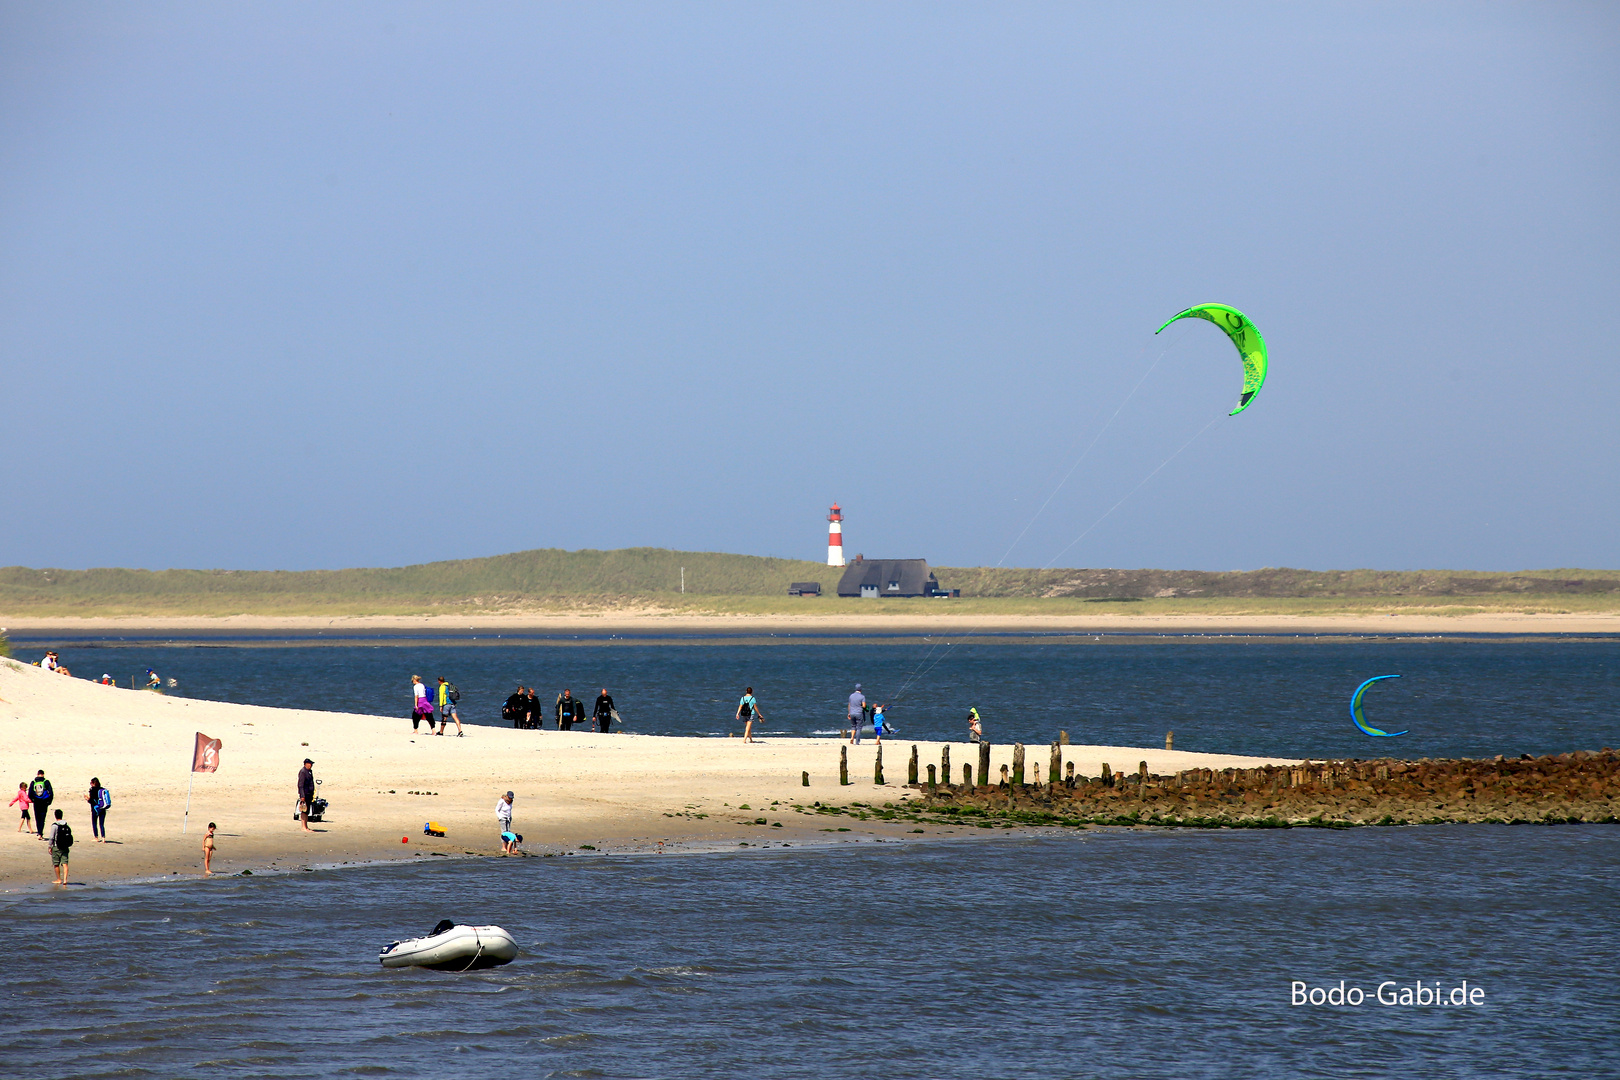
[2,656,1294,891]
[4,610,1618,635]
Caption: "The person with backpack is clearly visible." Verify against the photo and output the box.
[28,770,53,838]
[48,808,72,885]
[436,677,463,737]
[85,777,111,841]
[736,687,763,743]
[503,687,526,728]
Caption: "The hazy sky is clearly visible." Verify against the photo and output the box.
[3,3,1616,573]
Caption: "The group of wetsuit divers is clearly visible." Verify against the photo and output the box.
[503,687,618,732]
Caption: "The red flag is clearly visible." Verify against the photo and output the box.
[192,732,222,773]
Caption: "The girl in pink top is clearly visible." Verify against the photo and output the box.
[10,783,30,832]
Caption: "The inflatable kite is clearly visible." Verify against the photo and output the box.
[1349,675,1408,737]
[1156,303,1268,415]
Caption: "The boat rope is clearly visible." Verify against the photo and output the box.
[454,928,487,973]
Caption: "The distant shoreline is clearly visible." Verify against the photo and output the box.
[5,610,1620,637]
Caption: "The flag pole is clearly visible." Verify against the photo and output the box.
[184,770,194,834]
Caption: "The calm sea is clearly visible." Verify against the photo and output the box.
[14,631,1620,759]
[4,827,1617,1078]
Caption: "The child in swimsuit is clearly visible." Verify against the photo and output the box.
[202,823,216,875]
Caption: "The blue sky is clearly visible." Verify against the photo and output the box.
[3,3,1616,572]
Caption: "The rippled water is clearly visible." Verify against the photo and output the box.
[16,632,1620,759]
[6,828,1618,1078]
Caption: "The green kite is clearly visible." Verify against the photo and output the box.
[1156,303,1268,415]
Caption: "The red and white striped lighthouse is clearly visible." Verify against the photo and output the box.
[826,503,846,567]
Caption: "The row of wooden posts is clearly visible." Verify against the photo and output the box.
[805,731,1174,789]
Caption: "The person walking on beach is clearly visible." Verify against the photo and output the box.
[436,677,464,737]
[556,689,582,730]
[411,675,435,732]
[524,687,542,730]
[967,707,983,744]
[504,687,526,728]
[847,685,866,744]
[594,689,615,733]
[86,777,111,842]
[737,687,762,743]
[202,822,216,876]
[28,770,53,838]
[297,758,316,832]
[872,704,889,743]
[48,809,72,885]
[11,782,31,833]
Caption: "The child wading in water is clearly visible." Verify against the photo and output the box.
[202,823,216,875]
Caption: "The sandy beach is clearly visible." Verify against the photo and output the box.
[1,656,1294,892]
[6,610,1619,636]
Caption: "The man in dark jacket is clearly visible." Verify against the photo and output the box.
[524,687,542,729]
[297,759,315,832]
[594,689,615,733]
[556,689,578,730]
[29,770,53,838]
[504,688,526,728]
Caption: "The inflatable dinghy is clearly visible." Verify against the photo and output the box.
[379,920,518,971]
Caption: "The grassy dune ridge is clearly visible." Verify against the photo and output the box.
[1,548,1617,617]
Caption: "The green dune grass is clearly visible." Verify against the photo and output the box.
[1,548,1616,618]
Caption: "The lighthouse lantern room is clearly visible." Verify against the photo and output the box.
[826,504,846,567]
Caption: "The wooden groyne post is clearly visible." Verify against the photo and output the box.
[1012,743,1025,786]
[1049,742,1063,790]
[874,744,885,785]
[802,770,809,787]
[963,763,973,788]
[908,745,919,785]
[840,746,849,786]
[977,742,991,787]
[926,764,937,791]
[1166,731,1174,751]
[941,745,951,787]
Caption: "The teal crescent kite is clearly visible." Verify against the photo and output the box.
[1350,675,1408,737]
[1156,303,1268,415]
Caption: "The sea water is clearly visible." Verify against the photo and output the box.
[4,827,1617,1078]
[16,631,1620,759]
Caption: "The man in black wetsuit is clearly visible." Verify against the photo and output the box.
[504,687,527,728]
[594,689,615,733]
[524,687,542,730]
[556,689,578,730]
